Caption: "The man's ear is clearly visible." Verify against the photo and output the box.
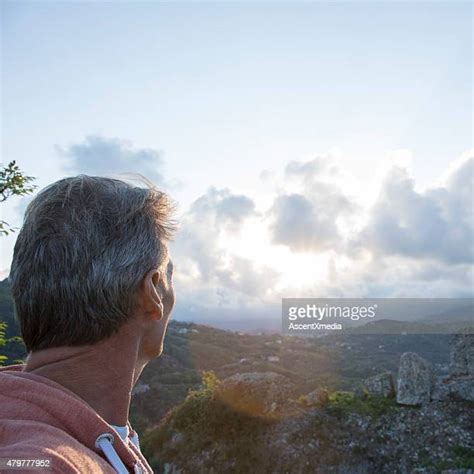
[141,269,164,321]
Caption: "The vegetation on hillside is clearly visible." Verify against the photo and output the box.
[0,278,454,419]
[0,280,26,365]
[0,279,471,472]
[142,370,277,473]
[141,368,473,473]
[0,161,35,362]
[0,160,36,236]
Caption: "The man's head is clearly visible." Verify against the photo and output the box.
[9,175,176,359]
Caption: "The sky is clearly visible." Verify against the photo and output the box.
[1,1,473,325]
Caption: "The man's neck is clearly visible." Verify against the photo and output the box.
[24,326,145,426]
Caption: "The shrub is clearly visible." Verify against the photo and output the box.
[326,390,397,418]
[201,370,220,391]
[141,370,275,472]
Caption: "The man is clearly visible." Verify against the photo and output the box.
[0,175,176,473]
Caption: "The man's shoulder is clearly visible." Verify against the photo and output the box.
[0,420,115,473]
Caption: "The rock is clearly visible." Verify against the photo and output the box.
[397,352,434,406]
[450,333,474,377]
[431,377,451,401]
[451,378,474,401]
[303,388,329,407]
[363,372,395,398]
[432,376,474,402]
[217,372,294,416]
[432,334,474,402]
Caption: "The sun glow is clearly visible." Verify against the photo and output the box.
[271,250,332,293]
[220,217,333,294]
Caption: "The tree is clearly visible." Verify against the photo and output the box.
[0,319,24,366]
[0,161,36,236]
[0,161,35,364]
[0,321,8,366]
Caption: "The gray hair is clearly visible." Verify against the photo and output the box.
[9,175,176,352]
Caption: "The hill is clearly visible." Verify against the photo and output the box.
[140,334,474,473]
[129,319,456,433]
[1,278,472,472]
[0,278,455,431]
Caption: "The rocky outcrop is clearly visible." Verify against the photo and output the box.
[450,333,474,376]
[152,381,474,474]
[217,372,294,416]
[432,333,474,402]
[301,387,329,407]
[432,376,474,402]
[363,371,395,398]
[397,352,434,405]
[146,334,474,473]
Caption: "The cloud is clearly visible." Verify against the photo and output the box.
[172,187,277,305]
[267,154,356,253]
[176,187,256,281]
[3,126,471,317]
[58,144,471,301]
[188,187,255,232]
[314,254,474,298]
[269,193,340,253]
[358,152,473,265]
[173,150,472,304]
[285,154,342,184]
[8,138,470,307]
[58,135,166,186]
[253,150,473,299]
[259,169,275,183]
[216,255,279,301]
